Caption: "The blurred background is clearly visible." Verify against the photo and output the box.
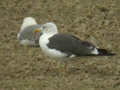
[0,0,120,90]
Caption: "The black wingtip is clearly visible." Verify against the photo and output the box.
[97,49,116,56]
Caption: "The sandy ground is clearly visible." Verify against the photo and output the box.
[0,0,120,90]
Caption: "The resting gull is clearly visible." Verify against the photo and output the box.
[17,17,42,46]
[34,22,115,71]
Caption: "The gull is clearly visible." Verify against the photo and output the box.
[17,17,42,46]
[34,22,115,71]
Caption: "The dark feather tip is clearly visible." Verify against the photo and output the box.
[98,49,116,56]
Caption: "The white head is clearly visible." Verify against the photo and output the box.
[40,22,58,35]
[20,17,37,31]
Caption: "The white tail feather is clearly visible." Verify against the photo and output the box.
[91,48,99,55]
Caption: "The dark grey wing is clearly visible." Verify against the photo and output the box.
[47,33,96,56]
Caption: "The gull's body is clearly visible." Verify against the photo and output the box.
[17,17,42,46]
[36,22,114,60]
[34,22,115,72]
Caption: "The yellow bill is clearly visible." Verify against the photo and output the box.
[34,29,41,35]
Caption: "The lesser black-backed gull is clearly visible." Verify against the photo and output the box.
[35,22,115,57]
[17,17,42,46]
[34,22,115,71]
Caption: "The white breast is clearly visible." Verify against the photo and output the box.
[39,34,67,59]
